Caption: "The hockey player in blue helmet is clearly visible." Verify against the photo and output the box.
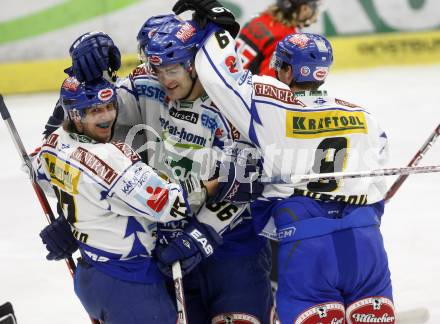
[42,13,273,324]
[61,77,118,143]
[136,14,183,63]
[145,19,207,101]
[269,32,333,88]
[172,0,394,322]
[37,76,199,324]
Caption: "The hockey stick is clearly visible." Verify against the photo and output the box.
[0,95,100,324]
[172,261,188,324]
[269,164,440,184]
[385,123,440,202]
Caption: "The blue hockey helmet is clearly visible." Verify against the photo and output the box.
[137,14,182,53]
[145,19,204,70]
[270,33,333,83]
[60,77,118,120]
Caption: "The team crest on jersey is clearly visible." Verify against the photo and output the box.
[286,109,368,139]
[288,34,310,48]
[176,22,196,42]
[254,83,306,107]
[98,88,114,101]
[62,77,80,92]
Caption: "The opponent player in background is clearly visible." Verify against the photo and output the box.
[36,77,224,323]
[170,0,395,322]
[237,0,321,77]
[41,15,274,324]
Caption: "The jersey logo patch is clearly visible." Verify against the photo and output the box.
[285,110,368,139]
[71,147,118,185]
[42,152,80,194]
[176,22,196,43]
[112,141,141,163]
[44,133,59,148]
[145,185,169,212]
[253,82,306,107]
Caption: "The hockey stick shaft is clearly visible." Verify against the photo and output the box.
[0,95,100,324]
[172,261,188,324]
[269,164,440,184]
[385,123,440,202]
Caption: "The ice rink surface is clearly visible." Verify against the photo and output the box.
[1,65,439,323]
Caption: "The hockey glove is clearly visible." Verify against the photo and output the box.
[39,216,78,261]
[208,153,264,204]
[68,31,121,82]
[180,173,207,214]
[155,218,222,276]
[172,0,240,38]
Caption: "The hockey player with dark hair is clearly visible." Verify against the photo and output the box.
[36,76,226,323]
[40,13,274,324]
[169,0,396,323]
[237,0,321,77]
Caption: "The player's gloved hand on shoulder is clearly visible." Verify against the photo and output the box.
[39,216,78,261]
[208,153,264,205]
[173,0,240,38]
[155,218,222,276]
[67,31,121,82]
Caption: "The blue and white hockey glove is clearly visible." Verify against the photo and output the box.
[172,0,240,38]
[208,152,264,204]
[39,216,78,261]
[155,218,222,276]
[67,31,121,82]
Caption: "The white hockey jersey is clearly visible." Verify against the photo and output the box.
[196,29,388,205]
[114,65,251,235]
[33,128,187,282]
